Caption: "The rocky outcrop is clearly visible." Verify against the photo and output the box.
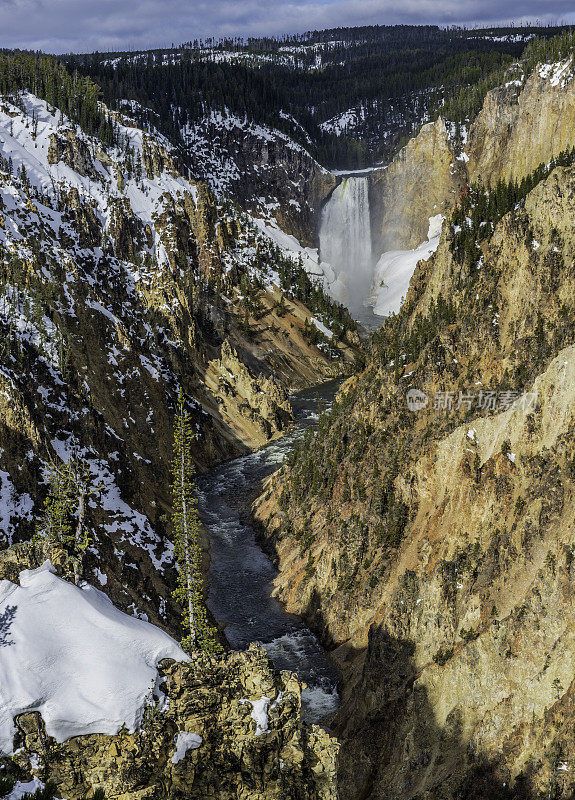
[467,58,575,186]
[47,129,99,179]
[108,196,146,260]
[191,183,232,270]
[368,118,464,258]
[0,539,338,800]
[7,645,337,800]
[205,339,294,446]
[152,190,201,272]
[142,134,178,179]
[151,185,226,277]
[61,187,101,247]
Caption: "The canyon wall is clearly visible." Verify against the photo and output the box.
[467,58,575,186]
[369,118,464,257]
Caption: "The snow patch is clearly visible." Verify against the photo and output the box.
[239,696,270,735]
[0,470,34,545]
[0,561,188,755]
[5,779,46,800]
[171,730,203,763]
[310,317,333,339]
[371,215,444,317]
[538,59,574,88]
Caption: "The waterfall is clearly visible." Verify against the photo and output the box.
[319,177,373,318]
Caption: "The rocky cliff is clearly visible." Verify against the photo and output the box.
[467,57,575,186]
[9,646,337,800]
[368,118,464,258]
[182,109,337,247]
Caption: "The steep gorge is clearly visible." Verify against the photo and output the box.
[0,69,356,797]
[2,38,575,800]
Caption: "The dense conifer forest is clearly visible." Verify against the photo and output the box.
[0,51,115,143]
[67,24,573,169]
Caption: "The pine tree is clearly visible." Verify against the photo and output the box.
[171,389,221,654]
[39,461,75,546]
[36,457,96,581]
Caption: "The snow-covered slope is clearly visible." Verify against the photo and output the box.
[0,92,199,270]
[371,214,444,317]
[0,93,212,589]
[180,106,336,246]
[105,39,356,74]
[0,561,186,755]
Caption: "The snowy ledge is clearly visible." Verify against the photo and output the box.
[371,214,445,318]
[0,561,188,755]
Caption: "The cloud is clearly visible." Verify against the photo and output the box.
[0,0,573,54]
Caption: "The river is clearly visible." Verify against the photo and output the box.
[196,380,340,724]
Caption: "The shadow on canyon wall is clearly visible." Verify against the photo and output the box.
[331,625,542,800]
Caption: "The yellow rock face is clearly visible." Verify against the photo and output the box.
[468,58,575,186]
[10,645,338,800]
[369,118,464,257]
[254,155,575,799]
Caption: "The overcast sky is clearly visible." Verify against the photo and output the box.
[0,0,573,54]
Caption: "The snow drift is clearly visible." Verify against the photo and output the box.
[371,214,444,317]
[0,561,188,755]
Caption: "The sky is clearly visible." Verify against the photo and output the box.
[0,0,573,54]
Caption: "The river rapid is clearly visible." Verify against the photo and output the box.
[196,380,340,724]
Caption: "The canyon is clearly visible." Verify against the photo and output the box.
[0,34,574,800]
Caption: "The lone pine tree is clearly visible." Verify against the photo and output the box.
[171,389,221,654]
[36,457,96,583]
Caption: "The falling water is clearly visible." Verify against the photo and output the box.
[319,176,373,319]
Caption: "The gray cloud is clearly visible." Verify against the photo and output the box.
[0,0,572,53]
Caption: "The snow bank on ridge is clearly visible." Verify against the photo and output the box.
[538,59,574,89]
[0,561,188,755]
[371,215,444,317]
